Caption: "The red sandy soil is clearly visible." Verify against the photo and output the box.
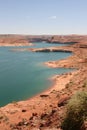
[0,36,87,130]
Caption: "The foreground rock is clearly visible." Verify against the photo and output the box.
[58,95,70,107]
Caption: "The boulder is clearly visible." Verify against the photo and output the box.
[58,95,70,107]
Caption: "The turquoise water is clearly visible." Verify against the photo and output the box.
[0,42,72,106]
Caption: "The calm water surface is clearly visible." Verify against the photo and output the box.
[0,42,72,106]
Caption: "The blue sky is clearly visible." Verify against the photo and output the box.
[0,0,87,35]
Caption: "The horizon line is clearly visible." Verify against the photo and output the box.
[0,33,87,36]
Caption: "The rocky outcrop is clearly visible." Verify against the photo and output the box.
[28,47,73,53]
[58,95,70,107]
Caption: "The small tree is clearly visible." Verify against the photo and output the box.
[61,91,87,130]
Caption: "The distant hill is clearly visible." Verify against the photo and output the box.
[0,34,87,46]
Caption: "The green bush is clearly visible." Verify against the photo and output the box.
[61,91,87,130]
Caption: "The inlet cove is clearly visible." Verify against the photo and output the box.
[0,42,72,106]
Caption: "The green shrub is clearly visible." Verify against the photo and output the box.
[61,91,87,130]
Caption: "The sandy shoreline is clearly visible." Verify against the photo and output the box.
[24,70,76,103]
[0,68,76,129]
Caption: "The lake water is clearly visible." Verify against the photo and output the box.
[0,42,72,106]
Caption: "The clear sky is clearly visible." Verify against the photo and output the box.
[0,0,87,35]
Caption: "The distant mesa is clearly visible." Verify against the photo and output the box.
[0,34,87,46]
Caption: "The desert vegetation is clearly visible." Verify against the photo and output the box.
[61,91,87,130]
